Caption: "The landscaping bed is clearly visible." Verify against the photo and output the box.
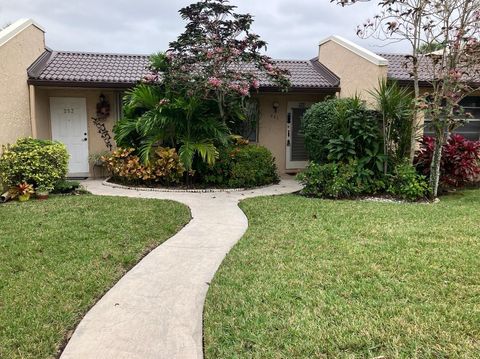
[0,195,190,359]
[204,190,480,358]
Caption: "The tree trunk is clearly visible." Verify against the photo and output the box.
[429,138,443,198]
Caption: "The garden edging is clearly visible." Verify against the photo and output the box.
[102,177,277,193]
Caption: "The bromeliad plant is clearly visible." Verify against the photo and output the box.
[11,182,35,202]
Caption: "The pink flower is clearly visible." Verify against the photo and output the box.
[143,73,157,83]
[251,79,260,89]
[206,50,215,59]
[231,48,242,56]
[264,62,274,72]
[208,77,223,88]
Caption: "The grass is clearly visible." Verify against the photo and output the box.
[204,190,480,358]
[0,195,190,359]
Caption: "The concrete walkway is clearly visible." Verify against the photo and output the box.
[61,178,301,359]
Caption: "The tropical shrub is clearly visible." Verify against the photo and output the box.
[103,147,185,185]
[53,179,81,194]
[387,162,430,201]
[369,79,414,169]
[303,97,384,172]
[229,145,279,188]
[297,160,387,199]
[297,162,358,199]
[0,138,69,190]
[200,144,279,188]
[303,99,340,162]
[415,135,480,188]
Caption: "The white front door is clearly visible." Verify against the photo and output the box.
[286,102,310,170]
[50,97,89,176]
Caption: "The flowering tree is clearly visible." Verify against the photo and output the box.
[333,0,480,197]
[154,0,290,123]
[416,0,480,196]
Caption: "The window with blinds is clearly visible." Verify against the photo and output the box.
[424,96,480,141]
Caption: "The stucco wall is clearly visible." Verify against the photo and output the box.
[257,93,330,174]
[34,87,120,175]
[0,24,45,148]
[318,41,387,104]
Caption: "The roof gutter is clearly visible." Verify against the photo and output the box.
[27,79,137,89]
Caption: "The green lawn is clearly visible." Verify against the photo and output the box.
[204,190,480,358]
[0,195,190,359]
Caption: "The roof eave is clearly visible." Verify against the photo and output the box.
[27,79,138,89]
[258,86,340,94]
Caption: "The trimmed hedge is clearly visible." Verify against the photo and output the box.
[201,144,279,188]
[0,138,69,190]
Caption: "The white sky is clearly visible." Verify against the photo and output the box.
[0,0,411,58]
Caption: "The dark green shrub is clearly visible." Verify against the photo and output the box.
[229,145,279,188]
[303,99,339,162]
[387,162,430,201]
[297,162,358,199]
[52,180,81,194]
[297,160,386,199]
[201,144,279,188]
[303,97,384,173]
[0,138,69,190]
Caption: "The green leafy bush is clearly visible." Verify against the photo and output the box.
[297,162,357,199]
[201,144,279,188]
[303,99,339,162]
[387,162,430,201]
[103,147,185,185]
[297,161,386,199]
[0,138,69,190]
[303,97,382,167]
[52,180,81,194]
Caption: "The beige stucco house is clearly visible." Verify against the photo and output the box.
[1,19,479,177]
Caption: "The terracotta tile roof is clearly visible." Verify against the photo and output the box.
[28,49,151,86]
[381,52,480,85]
[27,49,340,90]
[381,53,432,83]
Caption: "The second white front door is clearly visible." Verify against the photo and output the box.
[50,97,89,176]
[286,102,310,170]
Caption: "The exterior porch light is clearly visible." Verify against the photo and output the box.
[272,101,280,116]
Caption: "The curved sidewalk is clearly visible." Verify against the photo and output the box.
[61,179,301,359]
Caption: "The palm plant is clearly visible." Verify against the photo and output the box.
[369,79,414,173]
[114,84,230,175]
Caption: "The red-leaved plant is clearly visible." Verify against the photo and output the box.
[415,134,480,188]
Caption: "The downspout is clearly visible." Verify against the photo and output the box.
[29,84,37,138]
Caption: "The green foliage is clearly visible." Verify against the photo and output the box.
[387,162,430,201]
[103,147,185,185]
[297,161,386,199]
[302,99,341,163]
[201,144,279,188]
[0,138,69,190]
[52,180,80,194]
[303,97,384,172]
[114,82,230,173]
[297,162,358,199]
[369,79,414,167]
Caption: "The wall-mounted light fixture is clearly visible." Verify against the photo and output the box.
[96,94,110,120]
[272,101,280,118]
